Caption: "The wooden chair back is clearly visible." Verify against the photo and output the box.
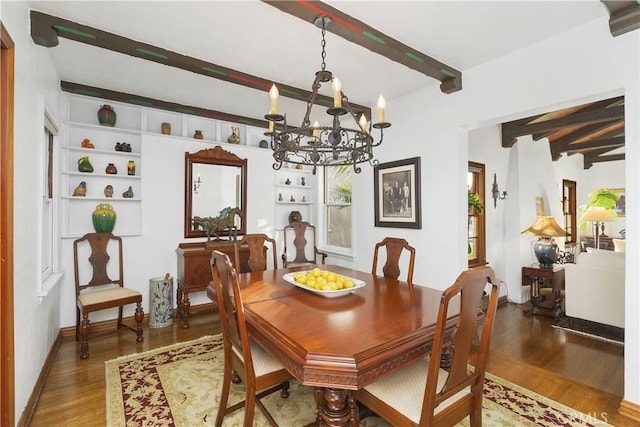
[234,233,278,271]
[372,237,416,284]
[210,250,292,426]
[281,221,327,267]
[422,266,500,425]
[353,266,500,426]
[73,232,143,359]
[211,250,254,379]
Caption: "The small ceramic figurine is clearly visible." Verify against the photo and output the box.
[302,195,307,202]
[290,195,295,202]
[278,193,283,201]
[285,178,291,185]
[122,186,134,198]
[104,184,113,198]
[227,126,240,144]
[73,181,87,197]
[301,176,306,186]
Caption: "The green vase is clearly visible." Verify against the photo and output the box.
[77,156,93,173]
[92,203,116,233]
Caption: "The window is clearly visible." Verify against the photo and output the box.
[41,112,60,296]
[468,162,486,267]
[323,166,352,252]
[562,179,577,243]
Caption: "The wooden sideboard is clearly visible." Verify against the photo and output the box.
[176,241,253,328]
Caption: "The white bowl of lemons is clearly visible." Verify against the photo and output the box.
[283,267,366,298]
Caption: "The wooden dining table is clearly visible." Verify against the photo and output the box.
[207,264,459,427]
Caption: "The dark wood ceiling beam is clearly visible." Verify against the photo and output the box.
[60,81,271,129]
[584,152,625,169]
[549,120,623,158]
[563,136,625,154]
[531,96,624,141]
[601,1,640,37]
[262,0,462,94]
[30,11,370,118]
[502,105,624,147]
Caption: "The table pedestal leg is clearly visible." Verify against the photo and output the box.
[318,388,351,427]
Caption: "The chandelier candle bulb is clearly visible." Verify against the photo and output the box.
[377,95,386,123]
[359,115,368,131]
[268,120,274,133]
[269,84,279,114]
[312,120,319,139]
[332,77,342,108]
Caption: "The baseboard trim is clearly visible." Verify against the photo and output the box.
[17,330,63,427]
[619,399,640,423]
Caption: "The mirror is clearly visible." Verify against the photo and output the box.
[184,146,247,239]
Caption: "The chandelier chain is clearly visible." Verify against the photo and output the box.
[320,23,327,72]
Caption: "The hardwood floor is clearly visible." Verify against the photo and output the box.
[27,303,630,426]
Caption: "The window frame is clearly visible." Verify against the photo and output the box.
[562,179,577,244]
[40,110,61,300]
[319,165,354,256]
[468,161,486,267]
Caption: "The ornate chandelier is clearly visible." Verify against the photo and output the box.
[265,16,391,174]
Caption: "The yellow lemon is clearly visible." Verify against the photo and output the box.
[306,278,317,289]
[326,272,338,282]
[295,274,307,285]
[343,279,355,289]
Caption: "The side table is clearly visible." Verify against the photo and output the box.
[521,264,565,319]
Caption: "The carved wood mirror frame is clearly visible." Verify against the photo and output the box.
[184,146,247,239]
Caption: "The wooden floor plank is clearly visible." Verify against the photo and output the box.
[27,303,632,426]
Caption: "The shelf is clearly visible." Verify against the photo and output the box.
[64,146,142,157]
[276,202,312,205]
[63,171,142,180]
[63,120,142,136]
[62,196,142,202]
[276,184,312,189]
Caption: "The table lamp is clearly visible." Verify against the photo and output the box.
[521,216,567,267]
[579,206,616,249]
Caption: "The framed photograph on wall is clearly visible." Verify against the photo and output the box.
[374,157,421,228]
[535,196,546,216]
[611,188,625,217]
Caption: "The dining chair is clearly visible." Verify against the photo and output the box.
[235,233,278,271]
[73,232,143,359]
[210,250,293,427]
[371,237,416,284]
[353,266,500,427]
[281,221,328,267]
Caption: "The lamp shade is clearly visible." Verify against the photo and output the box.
[579,206,616,222]
[521,216,567,238]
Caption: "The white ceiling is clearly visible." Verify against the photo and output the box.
[27,1,608,126]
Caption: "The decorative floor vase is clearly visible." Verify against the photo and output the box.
[148,276,174,328]
[92,203,116,233]
[97,105,116,127]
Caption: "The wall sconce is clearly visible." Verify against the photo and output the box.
[193,173,202,194]
[491,173,507,208]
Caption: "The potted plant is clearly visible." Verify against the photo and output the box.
[468,191,483,214]
[578,188,619,230]
[468,192,483,255]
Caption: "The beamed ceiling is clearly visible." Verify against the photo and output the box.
[502,96,625,169]
[27,1,639,165]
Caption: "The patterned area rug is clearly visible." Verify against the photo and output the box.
[105,335,612,426]
[553,316,624,346]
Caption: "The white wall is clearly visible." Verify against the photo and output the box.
[57,135,277,325]
[350,16,639,406]
[5,3,640,423]
[2,1,64,421]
